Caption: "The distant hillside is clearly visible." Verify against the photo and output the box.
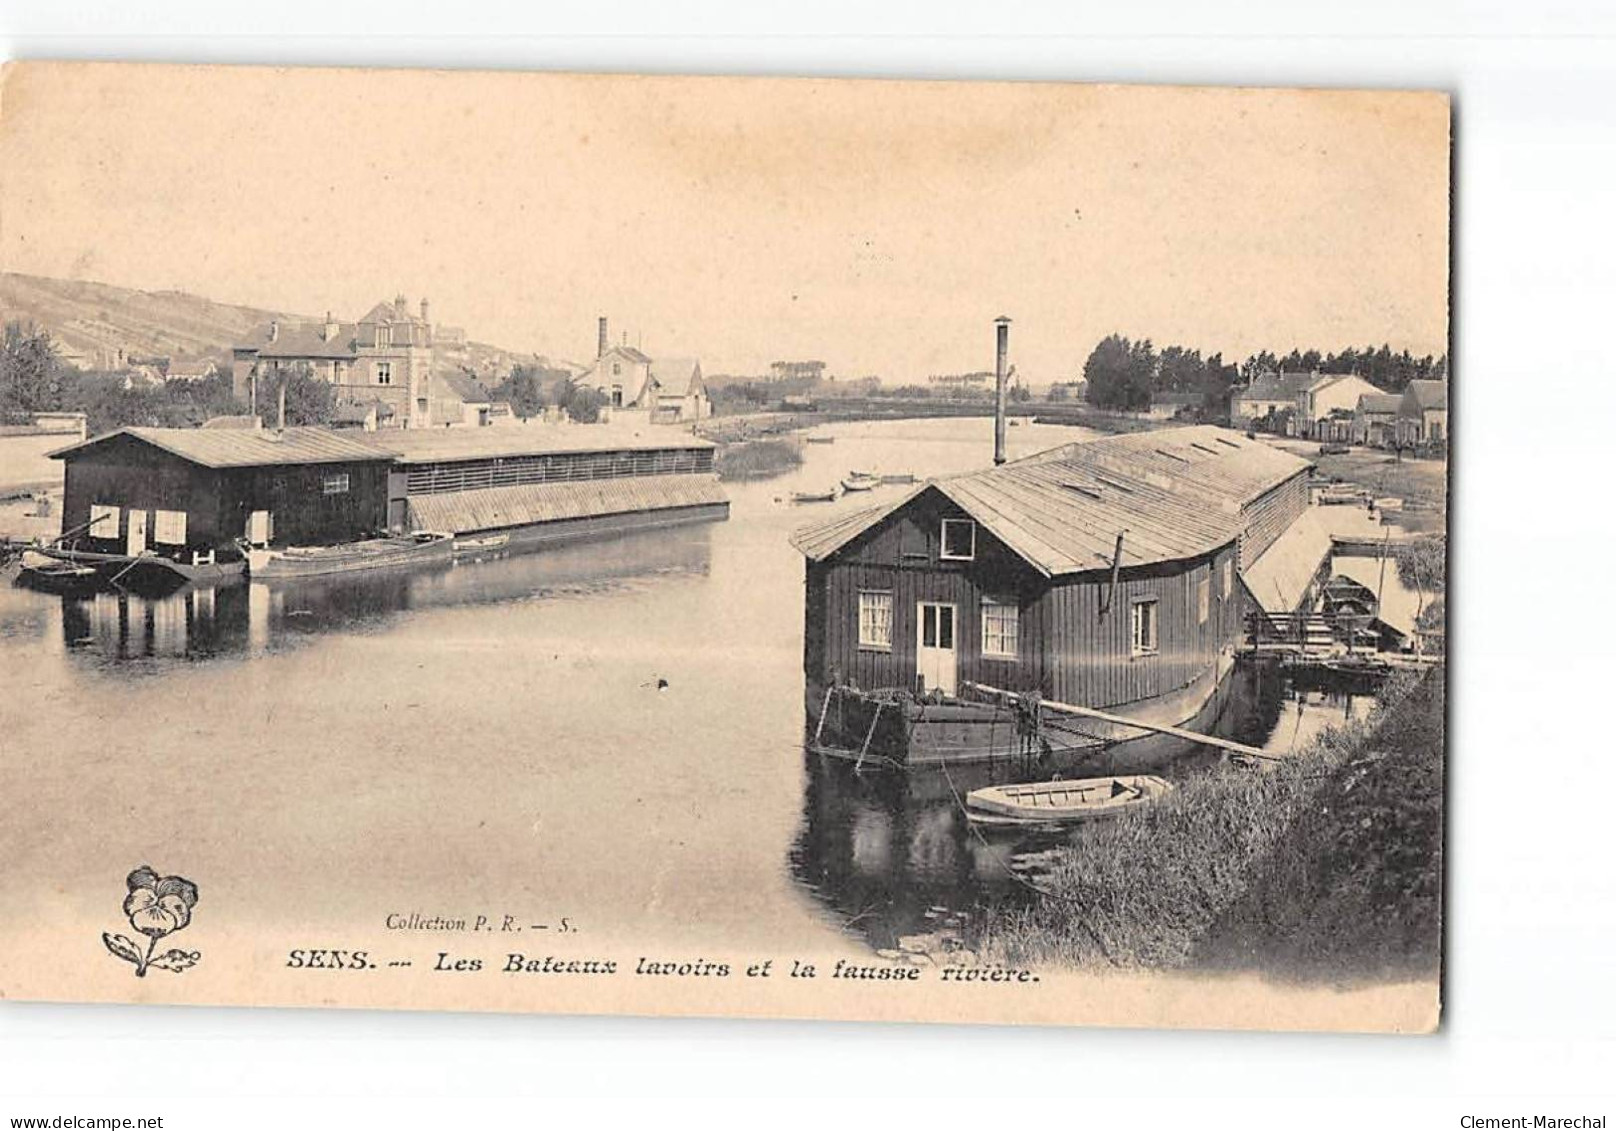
[0,272,539,379]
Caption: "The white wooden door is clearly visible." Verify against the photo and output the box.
[126,509,147,556]
[916,602,957,696]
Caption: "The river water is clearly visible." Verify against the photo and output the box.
[0,417,1377,962]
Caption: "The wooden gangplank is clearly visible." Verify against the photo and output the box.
[961,680,1278,760]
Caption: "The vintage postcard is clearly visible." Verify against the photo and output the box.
[0,62,1447,1032]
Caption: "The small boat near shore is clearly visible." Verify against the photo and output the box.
[878,473,917,485]
[16,550,102,596]
[965,775,1174,827]
[25,545,246,592]
[791,488,841,504]
[453,532,510,556]
[804,436,836,445]
[246,531,454,580]
[841,473,880,492]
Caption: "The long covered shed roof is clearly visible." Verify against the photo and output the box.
[49,422,716,469]
[792,425,1311,577]
[48,426,393,468]
[368,424,716,464]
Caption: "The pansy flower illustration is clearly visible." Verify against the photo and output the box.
[103,865,202,977]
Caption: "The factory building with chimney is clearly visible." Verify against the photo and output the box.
[577,316,711,425]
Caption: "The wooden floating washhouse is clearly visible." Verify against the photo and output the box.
[45,423,727,586]
[790,425,1314,769]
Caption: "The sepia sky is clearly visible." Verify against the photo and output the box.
[0,62,1450,380]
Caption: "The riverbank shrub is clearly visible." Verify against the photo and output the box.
[973,668,1441,980]
[714,437,803,481]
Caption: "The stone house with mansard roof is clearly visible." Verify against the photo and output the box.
[232,295,440,429]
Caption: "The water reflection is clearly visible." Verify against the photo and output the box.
[38,525,714,667]
[789,658,1378,950]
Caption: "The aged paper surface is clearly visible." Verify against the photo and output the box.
[0,62,1447,1032]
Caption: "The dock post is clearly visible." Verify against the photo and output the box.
[812,686,835,746]
[855,701,883,772]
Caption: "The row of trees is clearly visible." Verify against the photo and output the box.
[1082,336,1241,415]
[490,364,606,423]
[1082,333,1450,415]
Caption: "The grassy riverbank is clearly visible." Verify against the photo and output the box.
[974,667,1444,982]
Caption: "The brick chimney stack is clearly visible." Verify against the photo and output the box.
[597,316,608,360]
[420,298,431,325]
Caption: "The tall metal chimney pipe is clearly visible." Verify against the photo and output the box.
[597,317,608,359]
[993,315,1012,465]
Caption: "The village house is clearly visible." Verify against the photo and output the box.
[231,296,451,430]
[1230,371,1317,432]
[1297,374,1380,440]
[1396,379,1448,447]
[1145,391,1202,420]
[577,317,712,424]
[1353,392,1404,448]
[1233,370,1388,440]
[791,426,1313,765]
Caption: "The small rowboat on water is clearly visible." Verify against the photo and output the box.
[841,473,880,492]
[878,473,917,485]
[791,488,841,504]
[965,775,1174,827]
[454,532,510,555]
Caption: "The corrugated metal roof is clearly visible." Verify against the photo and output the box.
[1240,508,1335,614]
[49,425,393,468]
[407,474,726,534]
[1022,425,1312,507]
[791,425,1311,576]
[375,424,716,464]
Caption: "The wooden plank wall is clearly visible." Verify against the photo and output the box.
[1037,546,1237,709]
[1239,470,1310,566]
[803,489,1242,710]
[60,436,390,551]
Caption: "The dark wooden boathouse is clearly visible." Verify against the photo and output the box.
[790,426,1312,763]
[50,426,394,558]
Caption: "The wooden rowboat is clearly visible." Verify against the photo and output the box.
[791,488,841,504]
[453,532,511,555]
[840,474,879,492]
[965,775,1174,827]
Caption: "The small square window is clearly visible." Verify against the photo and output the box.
[376,361,392,385]
[981,597,1019,659]
[322,472,350,495]
[940,518,976,561]
[858,590,893,650]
